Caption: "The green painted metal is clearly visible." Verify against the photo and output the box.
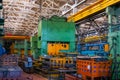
[38,16,75,56]
[15,41,24,49]
[30,36,40,59]
[14,40,31,56]
[0,1,4,36]
[15,41,30,49]
[30,36,37,49]
[18,48,21,56]
[107,6,120,79]
[24,39,28,56]
[0,40,3,46]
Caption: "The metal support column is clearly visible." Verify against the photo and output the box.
[18,47,21,56]
[24,39,28,56]
[106,6,120,80]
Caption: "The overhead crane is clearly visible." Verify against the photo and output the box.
[67,0,120,22]
[68,0,120,43]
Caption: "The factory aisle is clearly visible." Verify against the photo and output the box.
[22,72,48,80]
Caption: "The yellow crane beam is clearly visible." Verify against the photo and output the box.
[2,36,30,40]
[67,0,120,22]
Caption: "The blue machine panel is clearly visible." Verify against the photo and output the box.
[79,43,109,57]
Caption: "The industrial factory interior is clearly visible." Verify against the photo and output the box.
[0,0,120,80]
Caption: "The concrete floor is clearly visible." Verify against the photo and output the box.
[22,72,48,80]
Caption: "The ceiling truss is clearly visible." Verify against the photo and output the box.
[3,0,40,36]
[3,0,96,36]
